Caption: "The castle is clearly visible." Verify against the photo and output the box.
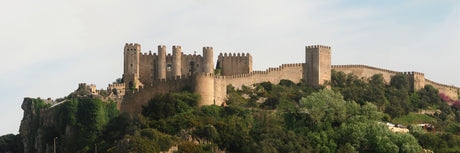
[101,43,459,114]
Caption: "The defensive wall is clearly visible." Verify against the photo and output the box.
[213,63,304,105]
[331,64,459,99]
[119,63,304,114]
[216,52,253,76]
[131,45,214,84]
[425,79,459,99]
[120,72,216,114]
[118,43,459,114]
[331,65,400,83]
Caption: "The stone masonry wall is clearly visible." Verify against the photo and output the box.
[217,52,252,76]
[332,65,459,99]
[214,63,303,105]
[331,65,399,84]
[425,79,459,100]
[120,75,194,114]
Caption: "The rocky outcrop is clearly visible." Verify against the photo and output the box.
[19,98,57,153]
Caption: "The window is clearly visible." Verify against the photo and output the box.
[189,62,195,73]
[167,64,172,70]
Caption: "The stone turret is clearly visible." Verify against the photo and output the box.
[406,71,425,91]
[157,45,167,80]
[304,45,331,87]
[217,52,252,76]
[172,46,182,77]
[193,72,215,106]
[202,47,214,74]
[124,43,140,77]
[123,43,142,90]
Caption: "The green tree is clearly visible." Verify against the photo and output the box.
[367,74,388,109]
[0,134,23,153]
[390,73,409,90]
[299,89,347,130]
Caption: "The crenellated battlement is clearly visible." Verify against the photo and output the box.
[332,65,428,77]
[203,46,213,52]
[173,45,182,50]
[118,43,459,114]
[108,83,125,88]
[218,63,303,79]
[425,79,459,90]
[125,43,141,51]
[219,52,251,57]
[306,45,331,49]
[332,64,401,74]
[403,71,425,76]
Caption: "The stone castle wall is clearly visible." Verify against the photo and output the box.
[214,63,304,105]
[120,74,193,114]
[119,43,459,115]
[135,46,212,84]
[331,65,400,84]
[120,63,304,113]
[217,52,253,76]
[332,65,459,99]
[120,72,216,114]
[425,79,459,99]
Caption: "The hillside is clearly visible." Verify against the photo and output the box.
[1,71,460,153]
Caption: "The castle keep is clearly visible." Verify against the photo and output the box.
[105,43,459,114]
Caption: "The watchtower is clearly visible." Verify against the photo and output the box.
[124,43,140,77]
[157,45,167,80]
[406,72,425,91]
[202,47,214,74]
[123,43,142,89]
[172,46,182,77]
[304,45,331,87]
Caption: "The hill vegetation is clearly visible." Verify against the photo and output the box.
[2,71,460,153]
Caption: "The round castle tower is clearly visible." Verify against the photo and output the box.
[157,45,167,80]
[172,46,182,77]
[194,72,215,106]
[202,47,214,74]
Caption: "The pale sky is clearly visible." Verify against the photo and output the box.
[0,0,459,135]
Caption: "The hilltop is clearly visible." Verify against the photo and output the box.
[1,44,460,153]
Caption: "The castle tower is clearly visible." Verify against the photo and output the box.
[304,45,331,87]
[217,52,252,76]
[202,47,214,74]
[407,72,425,91]
[124,43,141,76]
[123,43,142,89]
[194,73,215,106]
[172,46,182,77]
[157,45,167,80]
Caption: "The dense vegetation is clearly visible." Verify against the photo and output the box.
[3,71,460,153]
[331,70,460,152]
[0,134,22,153]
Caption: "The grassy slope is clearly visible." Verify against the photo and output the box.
[392,113,437,126]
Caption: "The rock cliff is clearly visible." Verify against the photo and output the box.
[19,98,57,153]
